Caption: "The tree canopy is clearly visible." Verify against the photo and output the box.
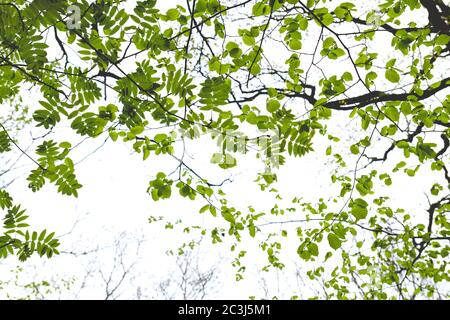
[0,0,450,299]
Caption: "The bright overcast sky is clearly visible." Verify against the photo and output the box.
[0,0,446,299]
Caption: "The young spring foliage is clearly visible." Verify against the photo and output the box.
[0,0,449,299]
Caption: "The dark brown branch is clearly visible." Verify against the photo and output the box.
[323,77,450,110]
[0,3,26,30]
[351,17,439,35]
[419,0,450,33]
[366,124,424,163]
[53,26,69,69]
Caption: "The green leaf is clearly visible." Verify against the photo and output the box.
[386,58,397,68]
[327,233,342,250]
[109,131,119,142]
[166,9,180,20]
[384,106,400,122]
[267,99,281,113]
[350,144,359,155]
[342,72,353,82]
[211,153,222,164]
[59,142,71,149]
[222,211,235,223]
[385,69,400,83]
[351,198,369,220]
[209,206,217,217]
[435,34,450,46]
[365,71,377,86]
[0,131,11,153]
[307,243,319,256]
[252,2,271,16]
[154,133,167,143]
[288,39,302,50]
